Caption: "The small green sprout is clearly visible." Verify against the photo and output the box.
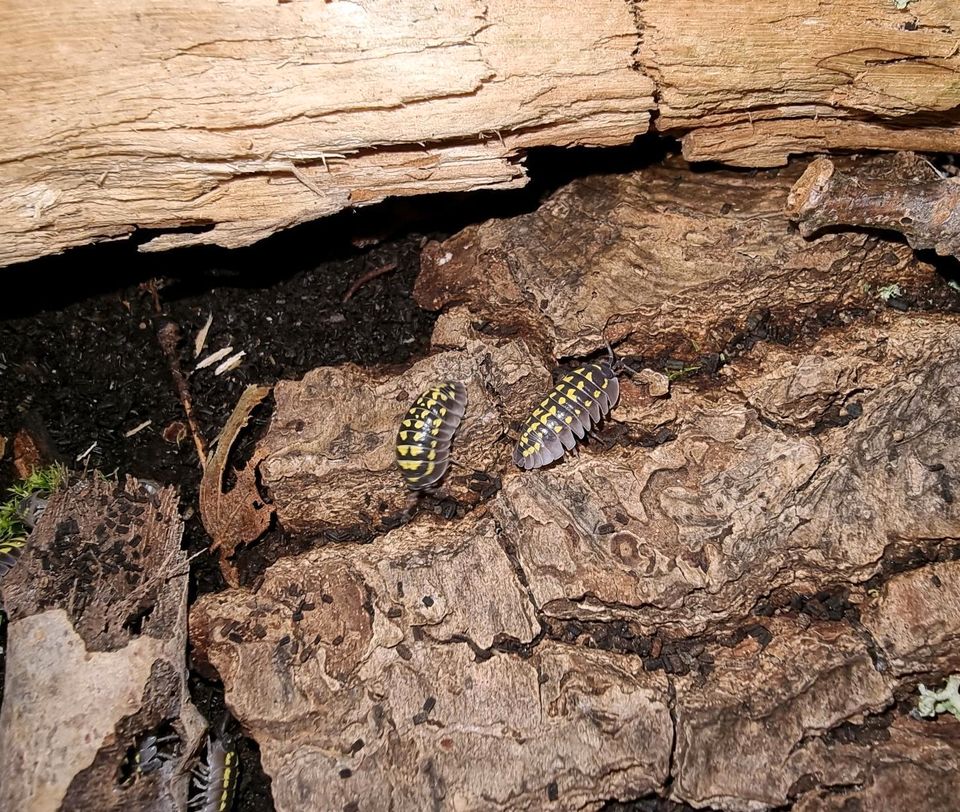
[948,279,960,294]
[666,364,702,382]
[917,675,960,722]
[877,283,902,302]
[8,462,66,502]
[0,463,67,577]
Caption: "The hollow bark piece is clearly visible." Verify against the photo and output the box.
[417,157,938,361]
[0,477,203,812]
[492,315,960,635]
[787,153,960,259]
[1,0,652,266]
[257,341,550,535]
[190,530,671,812]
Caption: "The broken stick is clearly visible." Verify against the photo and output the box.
[786,155,960,259]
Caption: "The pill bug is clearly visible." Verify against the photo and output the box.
[395,381,468,490]
[189,735,239,812]
[513,361,620,470]
[0,538,26,579]
[134,732,171,775]
[118,727,180,785]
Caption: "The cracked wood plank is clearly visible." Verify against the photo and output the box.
[5,0,960,266]
[639,0,960,166]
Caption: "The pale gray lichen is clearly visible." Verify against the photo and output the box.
[917,675,960,721]
[877,283,902,302]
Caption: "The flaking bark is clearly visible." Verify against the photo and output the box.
[0,478,204,812]
[190,157,960,810]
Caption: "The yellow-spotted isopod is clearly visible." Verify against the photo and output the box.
[513,361,620,469]
[395,381,468,490]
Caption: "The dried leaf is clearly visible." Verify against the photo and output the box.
[199,385,273,586]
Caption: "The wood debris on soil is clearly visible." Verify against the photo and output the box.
[188,156,960,810]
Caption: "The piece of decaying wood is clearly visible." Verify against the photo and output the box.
[257,344,547,536]
[193,311,960,811]
[199,384,274,586]
[640,0,960,165]
[417,157,940,361]
[0,477,204,812]
[191,524,672,811]
[5,0,960,267]
[786,153,960,259]
[671,615,960,811]
[210,148,960,807]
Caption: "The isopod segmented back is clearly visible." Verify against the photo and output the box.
[189,735,238,812]
[0,538,25,579]
[513,361,619,470]
[395,381,468,490]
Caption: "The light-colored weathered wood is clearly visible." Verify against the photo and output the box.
[0,477,203,812]
[1,0,651,266]
[640,0,960,164]
[4,0,960,266]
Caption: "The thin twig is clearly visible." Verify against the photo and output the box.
[342,261,399,303]
[157,321,208,466]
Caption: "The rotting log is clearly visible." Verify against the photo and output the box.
[5,0,960,266]
[187,155,960,809]
[195,311,960,809]
[192,304,960,809]
[0,477,204,812]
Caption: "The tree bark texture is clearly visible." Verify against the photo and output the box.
[0,478,204,812]
[189,159,960,810]
[4,0,960,266]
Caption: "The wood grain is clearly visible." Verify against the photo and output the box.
[5,0,960,266]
